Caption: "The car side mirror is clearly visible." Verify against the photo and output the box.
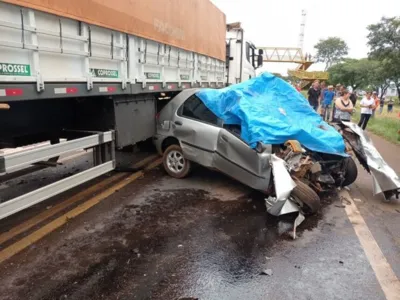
[255,142,264,153]
[257,54,263,69]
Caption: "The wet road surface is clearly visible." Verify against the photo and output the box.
[0,134,399,300]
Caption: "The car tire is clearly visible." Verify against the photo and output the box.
[163,144,191,179]
[341,157,358,187]
[291,178,321,215]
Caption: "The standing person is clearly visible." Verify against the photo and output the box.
[319,81,327,109]
[387,98,394,113]
[358,92,375,130]
[307,80,320,111]
[332,84,342,122]
[371,92,380,118]
[335,84,342,98]
[379,95,385,114]
[333,89,354,122]
[350,90,357,106]
[321,85,335,121]
[340,85,346,97]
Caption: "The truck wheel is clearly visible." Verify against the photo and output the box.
[291,178,321,215]
[341,157,358,187]
[163,144,191,179]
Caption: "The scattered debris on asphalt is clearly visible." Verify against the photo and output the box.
[260,269,273,276]
[292,212,305,239]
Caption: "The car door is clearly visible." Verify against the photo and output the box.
[213,128,272,191]
[172,94,221,168]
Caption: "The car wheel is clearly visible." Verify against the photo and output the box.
[341,157,358,187]
[291,178,321,215]
[163,144,191,179]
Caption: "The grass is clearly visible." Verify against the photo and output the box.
[352,103,400,145]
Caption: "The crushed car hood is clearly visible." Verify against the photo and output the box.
[196,72,347,156]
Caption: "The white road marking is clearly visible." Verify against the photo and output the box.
[341,190,400,300]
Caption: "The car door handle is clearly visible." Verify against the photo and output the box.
[221,135,229,142]
[174,121,182,126]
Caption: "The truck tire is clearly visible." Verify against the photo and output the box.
[341,157,358,187]
[291,178,321,215]
[162,144,191,179]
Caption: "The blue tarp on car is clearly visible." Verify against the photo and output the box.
[196,72,346,156]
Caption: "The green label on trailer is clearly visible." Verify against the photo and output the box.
[145,72,161,80]
[0,63,31,76]
[90,68,119,78]
[200,75,208,81]
[180,74,190,80]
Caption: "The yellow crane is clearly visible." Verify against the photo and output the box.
[259,47,329,88]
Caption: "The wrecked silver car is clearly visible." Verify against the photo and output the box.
[154,73,399,220]
[154,89,358,215]
[154,89,273,192]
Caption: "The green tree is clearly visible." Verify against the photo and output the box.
[314,37,349,71]
[367,17,400,98]
[328,58,377,90]
[367,64,392,99]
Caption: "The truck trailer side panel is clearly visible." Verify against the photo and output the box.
[1,0,226,61]
[0,1,226,97]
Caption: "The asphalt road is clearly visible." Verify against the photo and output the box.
[0,134,399,300]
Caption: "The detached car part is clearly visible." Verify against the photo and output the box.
[341,122,400,200]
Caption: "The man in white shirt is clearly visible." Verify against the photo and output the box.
[358,92,375,130]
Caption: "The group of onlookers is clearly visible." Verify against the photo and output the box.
[306,80,395,130]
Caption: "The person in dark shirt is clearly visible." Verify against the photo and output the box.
[387,98,394,113]
[379,96,385,114]
[319,81,327,105]
[308,80,320,111]
[350,91,357,106]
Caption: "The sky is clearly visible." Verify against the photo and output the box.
[211,0,400,74]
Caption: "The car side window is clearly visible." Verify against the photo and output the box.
[179,95,219,126]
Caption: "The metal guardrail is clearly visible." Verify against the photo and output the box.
[0,130,115,220]
[0,161,114,220]
[0,131,113,173]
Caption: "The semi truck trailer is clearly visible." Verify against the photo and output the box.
[0,0,263,219]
